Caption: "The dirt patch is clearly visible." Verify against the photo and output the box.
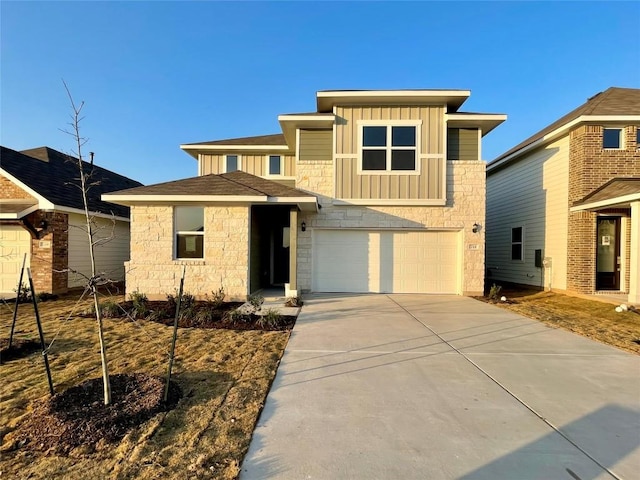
[477,289,640,354]
[8,373,181,455]
[0,338,41,363]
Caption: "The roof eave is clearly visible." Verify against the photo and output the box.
[446,114,507,137]
[277,114,336,147]
[570,192,640,212]
[316,90,471,113]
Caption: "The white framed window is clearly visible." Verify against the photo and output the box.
[358,121,421,173]
[266,155,283,176]
[511,226,524,261]
[175,206,204,259]
[224,154,242,173]
[602,128,623,149]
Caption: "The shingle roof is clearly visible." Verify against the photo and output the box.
[108,170,315,198]
[574,177,640,206]
[182,134,286,147]
[1,146,143,218]
[493,87,640,163]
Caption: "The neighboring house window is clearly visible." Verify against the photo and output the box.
[636,128,640,148]
[225,155,241,172]
[511,227,523,261]
[361,123,419,172]
[267,155,282,175]
[602,128,623,149]
[175,206,204,259]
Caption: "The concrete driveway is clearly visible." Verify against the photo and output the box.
[241,295,640,480]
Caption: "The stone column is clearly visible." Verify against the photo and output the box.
[629,201,640,304]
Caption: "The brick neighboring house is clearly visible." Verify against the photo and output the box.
[486,87,640,304]
[104,89,506,300]
[0,146,142,296]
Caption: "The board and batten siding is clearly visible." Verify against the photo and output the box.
[67,213,131,288]
[299,129,332,161]
[334,105,445,200]
[486,135,570,290]
[448,128,479,161]
[199,154,295,177]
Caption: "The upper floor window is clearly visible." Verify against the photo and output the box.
[360,122,419,172]
[511,226,523,261]
[267,155,282,175]
[224,155,241,172]
[602,128,623,149]
[175,206,204,259]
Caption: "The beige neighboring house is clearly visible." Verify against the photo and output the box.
[0,146,142,296]
[103,89,505,300]
[486,87,640,304]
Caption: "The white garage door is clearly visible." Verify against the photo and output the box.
[0,225,31,296]
[313,229,460,294]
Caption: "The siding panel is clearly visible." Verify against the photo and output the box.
[299,130,332,161]
[486,136,570,289]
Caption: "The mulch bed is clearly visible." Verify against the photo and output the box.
[0,338,41,364]
[7,373,181,455]
[112,301,297,331]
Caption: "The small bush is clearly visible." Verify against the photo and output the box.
[285,296,303,307]
[207,287,225,309]
[36,292,58,302]
[193,306,215,326]
[257,308,281,329]
[247,294,264,312]
[129,291,149,318]
[99,299,121,318]
[167,291,196,320]
[13,283,32,303]
[488,284,503,301]
[225,309,249,325]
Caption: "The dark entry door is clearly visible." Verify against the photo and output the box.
[596,217,621,290]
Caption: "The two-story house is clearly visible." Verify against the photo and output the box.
[486,87,640,304]
[103,90,505,300]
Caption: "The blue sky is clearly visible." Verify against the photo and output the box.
[2,1,639,185]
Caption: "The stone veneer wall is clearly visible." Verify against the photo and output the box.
[295,160,486,295]
[125,205,249,300]
[567,125,640,293]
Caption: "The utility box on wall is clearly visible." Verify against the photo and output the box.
[535,249,543,268]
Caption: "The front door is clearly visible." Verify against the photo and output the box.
[596,217,621,290]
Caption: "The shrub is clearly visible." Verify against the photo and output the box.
[193,306,215,326]
[257,308,281,329]
[36,292,58,302]
[99,299,121,318]
[129,290,149,318]
[167,291,196,320]
[207,287,225,309]
[13,283,32,303]
[488,284,503,301]
[225,309,249,325]
[285,296,303,307]
[247,294,264,312]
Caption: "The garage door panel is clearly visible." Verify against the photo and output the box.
[0,226,31,294]
[313,229,459,294]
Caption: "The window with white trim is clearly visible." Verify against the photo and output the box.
[224,155,241,172]
[361,124,418,172]
[175,206,204,259]
[267,155,282,175]
[511,226,523,261]
[602,128,623,149]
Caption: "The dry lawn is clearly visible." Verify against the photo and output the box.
[480,288,640,354]
[0,293,289,479]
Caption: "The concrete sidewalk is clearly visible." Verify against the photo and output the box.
[241,294,640,479]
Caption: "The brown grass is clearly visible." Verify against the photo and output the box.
[0,293,289,479]
[479,288,640,354]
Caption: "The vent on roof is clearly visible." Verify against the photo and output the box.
[586,91,604,102]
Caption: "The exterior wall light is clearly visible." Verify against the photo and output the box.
[472,223,481,233]
[301,221,306,232]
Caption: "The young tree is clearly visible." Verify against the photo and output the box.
[61,80,111,405]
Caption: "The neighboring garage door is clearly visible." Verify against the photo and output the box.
[0,225,31,295]
[313,229,460,294]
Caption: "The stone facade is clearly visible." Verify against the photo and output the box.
[296,160,486,295]
[567,124,640,293]
[125,205,249,300]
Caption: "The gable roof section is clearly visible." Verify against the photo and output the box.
[1,146,142,219]
[181,134,287,147]
[103,170,318,211]
[489,87,640,171]
[571,177,640,211]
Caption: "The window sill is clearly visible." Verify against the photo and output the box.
[174,259,205,265]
